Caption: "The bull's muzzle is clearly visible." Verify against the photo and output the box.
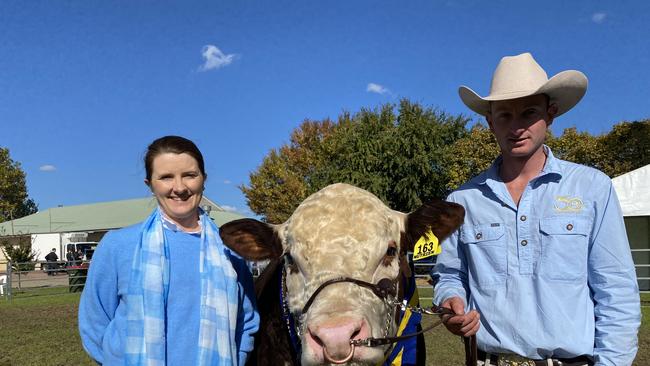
[323,344,355,364]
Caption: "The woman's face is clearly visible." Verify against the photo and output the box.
[146,152,205,229]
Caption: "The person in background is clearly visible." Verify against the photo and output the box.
[66,248,75,267]
[432,53,640,365]
[45,248,59,276]
[74,249,83,263]
[79,135,259,366]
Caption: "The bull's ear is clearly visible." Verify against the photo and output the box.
[219,218,284,261]
[402,200,465,252]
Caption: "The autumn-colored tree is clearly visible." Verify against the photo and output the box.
[242,100,469,221]
[0,148,38,222]
[444,123,499,190]
[241,119,337,223]
[242,100,649,222]
[545,127,604,170]
[547,120,650,177]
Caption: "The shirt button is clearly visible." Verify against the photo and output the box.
[566,223,574,231]
[520,215,527,221]
[521,240,528,246]
[476,233,483,240]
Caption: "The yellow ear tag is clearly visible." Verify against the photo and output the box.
[412,229,441,261]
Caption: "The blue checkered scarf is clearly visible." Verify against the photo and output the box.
[125,208,239,366]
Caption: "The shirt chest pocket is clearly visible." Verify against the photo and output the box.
[460,223,507,287]
[539,216,591,281]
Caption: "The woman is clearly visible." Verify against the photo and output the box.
[79,136,259,365]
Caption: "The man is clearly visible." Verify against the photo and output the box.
[75,249,84,263]
[66,248,75,266]
[44,248,59,276]
[433,53,640,366]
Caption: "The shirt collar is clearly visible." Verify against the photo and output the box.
[539,145,562,176]
[160,213,202,235]
[479,145,562,185]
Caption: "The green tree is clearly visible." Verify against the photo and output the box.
[0,237,37,271]
[546,127,604,169]
[242,100,648,223]
[0,148,38,222]
[444,123,499,190]
[312,100,468,211]
[598,120,650,177]
[546,120,650,178]
[242,100,469,221]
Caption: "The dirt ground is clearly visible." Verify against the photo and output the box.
[8,269,74,289]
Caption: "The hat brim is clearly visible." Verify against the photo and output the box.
[459,70,588,117]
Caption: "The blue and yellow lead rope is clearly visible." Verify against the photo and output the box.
[380,273,423,366]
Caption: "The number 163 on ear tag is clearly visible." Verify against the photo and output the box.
[413,229,441,261]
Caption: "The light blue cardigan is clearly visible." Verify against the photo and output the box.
[78,223,259,365]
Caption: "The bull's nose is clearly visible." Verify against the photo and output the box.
[306,317,369,362]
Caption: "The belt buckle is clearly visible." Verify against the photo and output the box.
[497,354,537,366]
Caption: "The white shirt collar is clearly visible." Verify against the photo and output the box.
[160,213,202,235]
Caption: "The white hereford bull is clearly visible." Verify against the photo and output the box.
[220,183,464,366]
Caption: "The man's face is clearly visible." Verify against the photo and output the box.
[486,94,556,159]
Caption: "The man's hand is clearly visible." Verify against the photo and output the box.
[440,296,480,337]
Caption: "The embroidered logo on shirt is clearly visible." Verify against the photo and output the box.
[554,196,584,213]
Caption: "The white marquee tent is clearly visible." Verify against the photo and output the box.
[612,164,650,217]
[612,164,650,291]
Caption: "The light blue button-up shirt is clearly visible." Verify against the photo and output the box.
[433,147,640,366]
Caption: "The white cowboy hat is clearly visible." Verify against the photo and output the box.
[459,52,588,117]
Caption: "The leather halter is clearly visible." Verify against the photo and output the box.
[301,277,397,314]
[281,256,478,366]
[302,275,457,345]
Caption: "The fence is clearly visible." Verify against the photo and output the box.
[414,261,435,302]
[0,260,89,301]
[632,248,650,293]
[1,254,643,302]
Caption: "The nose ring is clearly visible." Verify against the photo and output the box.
[322,344,355,364]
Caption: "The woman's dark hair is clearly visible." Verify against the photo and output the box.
[144,136,206,181]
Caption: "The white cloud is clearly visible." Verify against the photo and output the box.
[39,165,56,172]
[198,45,238,71]
[223,179,232,184]
[221,205,238,213]
[220,205,255,216]
[367,83,390,95]
[592,12,607,24]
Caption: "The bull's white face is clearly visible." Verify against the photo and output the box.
[219,182,465,366]
[278,184,404,365]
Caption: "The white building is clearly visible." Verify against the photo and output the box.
[0,196,246,272]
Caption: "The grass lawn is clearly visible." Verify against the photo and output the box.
[0,290,648,365]
[0,290,95,366]
[635,293,650,366]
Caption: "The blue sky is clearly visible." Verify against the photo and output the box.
[2,1,649,216]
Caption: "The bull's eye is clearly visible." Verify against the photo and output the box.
[386,246,397,257]
[386,240,398,257]
[382,240,398,266]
